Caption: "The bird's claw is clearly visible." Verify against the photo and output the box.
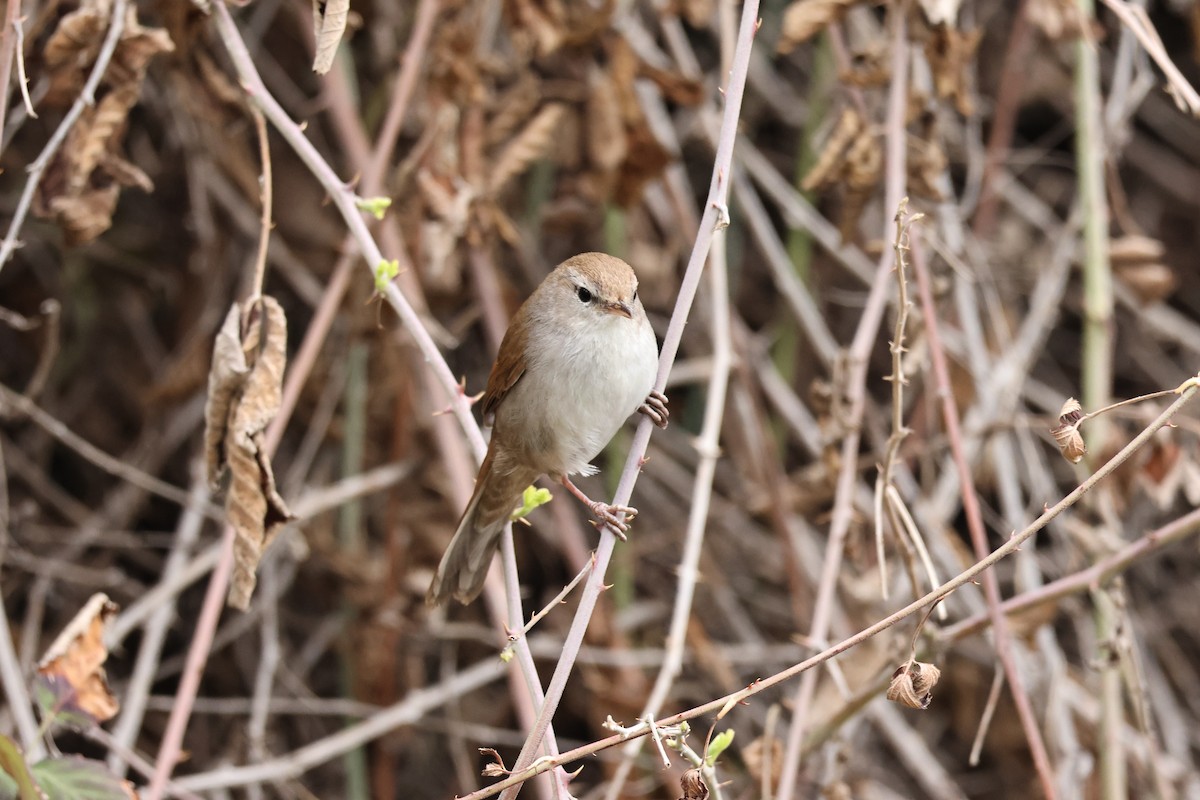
[638,390,670,429]
[588,501,637,541]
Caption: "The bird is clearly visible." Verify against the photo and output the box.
[427,252,669,605]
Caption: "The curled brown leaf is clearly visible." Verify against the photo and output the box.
[1051,397,1087,464]
[887,660,942,709]
[312,0,350,74]
[37,2,173,243]
[37,593,120,724]
[203,297,293,610]
[479,747,509,778]
[678,768,709,800]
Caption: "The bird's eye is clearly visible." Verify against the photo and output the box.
[577,286,592,303]
[632,288,638,302]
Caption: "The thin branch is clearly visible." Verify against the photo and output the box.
[942,505,1200,643]
[875,199,922,599]
[248,106,272,300]
[1097,0,1200,116]
[0,443,43,761]
[0,383,223,519]
[107,467,210,776]
[461,383,1200,799]
[500,556,594,662]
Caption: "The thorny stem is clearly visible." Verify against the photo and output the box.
[605,179,735,799]
[1076,0,1121,792]
[912,232,1058,798]
[461,382,1199,799]
[211,2,481,454]
[495,4,760,797]
[499,556,594,661]
[875,198,922,599]
[776,10,909,799]
[149,5,530,797]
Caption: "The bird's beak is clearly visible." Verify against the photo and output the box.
[603,301,633,319]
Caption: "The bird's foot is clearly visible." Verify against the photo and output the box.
[561,476,636,540]
[638,390,669,429]
[586,501,637,541]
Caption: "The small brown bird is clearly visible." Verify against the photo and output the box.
[427,253,668,605]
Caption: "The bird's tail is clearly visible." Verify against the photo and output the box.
[426,451,535,605]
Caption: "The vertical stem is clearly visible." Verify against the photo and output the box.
[1092,585,1128,800]
[1075,0,1113,450]
[1076,2,1122,796]
[337,342,370,799]
[776,10,909,798]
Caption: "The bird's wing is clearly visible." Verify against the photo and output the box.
[480,303,529,420]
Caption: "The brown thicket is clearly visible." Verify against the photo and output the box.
[2,1,1200,799]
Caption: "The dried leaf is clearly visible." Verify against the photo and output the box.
[479,747,509,778]
[204,303,251,485]
[45,185,121,245]
[924,25,982,116]
[842,45,890,88]
[203,298,293,609]
[1050,397,1086,464]
[779,0,861,53]
[36,594,119,725]
[908,113,947,200]
[227,298,292,608]
[615,121,673,207]
[1116,262,1177,305]
[488,103,567,195]
[312,0,350,74]
[43,0,111,98]
[107,9,175,87]
[678,769,709,800]
[1109,234,1166,264]
[37,4,172,243]
[887,660,942,709]
[802,108,863,192]
[586,68,627,173]
[486,76,541,148]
